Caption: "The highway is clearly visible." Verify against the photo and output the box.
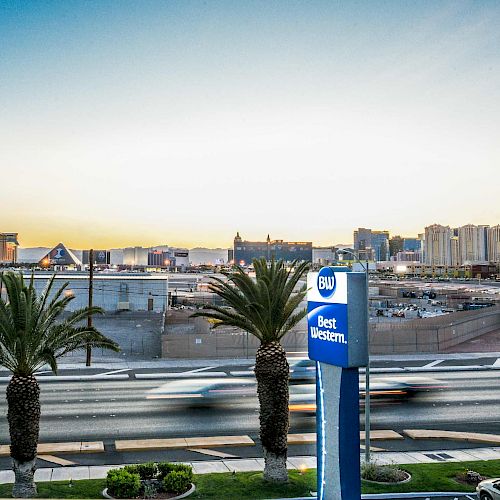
[0,370,499,444]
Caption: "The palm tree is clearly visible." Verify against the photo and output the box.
[0,272,119,498]
[192,258,309,482]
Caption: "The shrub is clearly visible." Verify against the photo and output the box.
[361,461,408,483]
[107,469,141,498]
[123,465,139,475]
[135,462,157,480]
[157,462,193,481]
[156,462,175,479]
[162,470,192,494]
[457,469,485,485]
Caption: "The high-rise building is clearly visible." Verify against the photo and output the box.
[450,236,460,266]
[424,224,451,266]
[0,233,19,263]
[403,238,421,252]
[458,224,488,264]
[233,233,312,265]
[354,228,388,261]
[372,231,389,261]
[389,236,403,257]
[487,225,500,263]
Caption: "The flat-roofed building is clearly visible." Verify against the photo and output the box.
[25,272,168,313]
[234,233,312,266]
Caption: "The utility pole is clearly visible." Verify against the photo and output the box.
[365,259,371,463]
[86,249,94,367]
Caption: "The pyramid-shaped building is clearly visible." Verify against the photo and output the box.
[39,243,82,268]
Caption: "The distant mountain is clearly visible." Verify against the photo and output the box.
[189,248,229,265]
[18,247,50,263]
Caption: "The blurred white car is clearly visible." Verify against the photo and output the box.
[477,478,500,500]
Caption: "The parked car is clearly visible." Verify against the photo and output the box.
[477,478,500,500]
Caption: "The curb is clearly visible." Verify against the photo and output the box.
[362,493,472,499]
[0,374,130,383]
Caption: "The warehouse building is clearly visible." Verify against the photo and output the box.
[25,272,169,313]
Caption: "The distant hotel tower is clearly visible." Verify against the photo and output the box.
[233,232,312,266]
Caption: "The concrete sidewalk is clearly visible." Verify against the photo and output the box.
[1,446,500,484]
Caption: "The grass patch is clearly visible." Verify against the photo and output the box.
[362,459,500,494]
[0,479,106,499]
[0,460,498,498]
[191,470,316,499]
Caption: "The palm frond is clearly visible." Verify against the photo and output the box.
[192,257,309,345]
[0,272,119,376]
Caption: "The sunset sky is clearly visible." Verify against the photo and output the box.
[1,1,499,249]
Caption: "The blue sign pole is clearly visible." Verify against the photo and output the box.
[308,267,368,500]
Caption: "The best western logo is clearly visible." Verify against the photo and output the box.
[309,315,347,344]
[317,267,336,299]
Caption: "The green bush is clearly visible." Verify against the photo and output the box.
[156,462,175,479]
[106,469,141,498]
[163,470,192,494]
[362,461,408,483]
[122,465,139,475]
[135,462,157,480]
[157,462,193,481]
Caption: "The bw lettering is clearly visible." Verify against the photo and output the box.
[318,276,335,291]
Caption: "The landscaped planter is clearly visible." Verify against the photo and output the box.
[362,471,411,485]
[102,483,196,500]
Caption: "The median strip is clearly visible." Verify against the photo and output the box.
[0,374,129,383]
[288,430,403,445]
[404,429,500,444]
[0,441,104,457]
[115,435,254,452]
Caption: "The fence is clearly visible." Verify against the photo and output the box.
[369,305,500,354]
[162,310,307,358]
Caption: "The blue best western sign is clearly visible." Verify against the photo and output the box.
[307,267,368,368]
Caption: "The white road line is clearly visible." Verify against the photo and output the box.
[493,358,500,367]
[466,495,475,500]
[422,360,444,369]
[96,369,131,377]
[186,366,216,374]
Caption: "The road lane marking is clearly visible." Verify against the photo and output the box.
[187,448,238,458]
[422,360,444,368]
[37,455,76,466]
[186,366,216,374]
[97,369,131,377]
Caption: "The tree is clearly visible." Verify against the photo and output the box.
[192,258,309,482]
[0,272,119,497]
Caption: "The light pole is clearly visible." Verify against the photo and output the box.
[335,249,371,463]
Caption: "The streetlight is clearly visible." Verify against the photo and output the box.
[335,249,372,463]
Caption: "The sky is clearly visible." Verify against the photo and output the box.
[1,0,499,249]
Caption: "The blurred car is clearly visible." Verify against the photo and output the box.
[146,378,256,406]
[477,478,500,500]
[288,377,442,413]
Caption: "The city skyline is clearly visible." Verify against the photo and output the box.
[8,220,500,251]
[2,1,500,247]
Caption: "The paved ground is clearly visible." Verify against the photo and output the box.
[446,328,500,353]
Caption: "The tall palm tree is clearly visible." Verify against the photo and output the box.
[192,258,309,482]
[0,272,119,498]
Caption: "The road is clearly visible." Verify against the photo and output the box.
[0,370,498,444]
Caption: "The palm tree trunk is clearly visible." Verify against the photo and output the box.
[7,375,40,498]
[255,341,289,482]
